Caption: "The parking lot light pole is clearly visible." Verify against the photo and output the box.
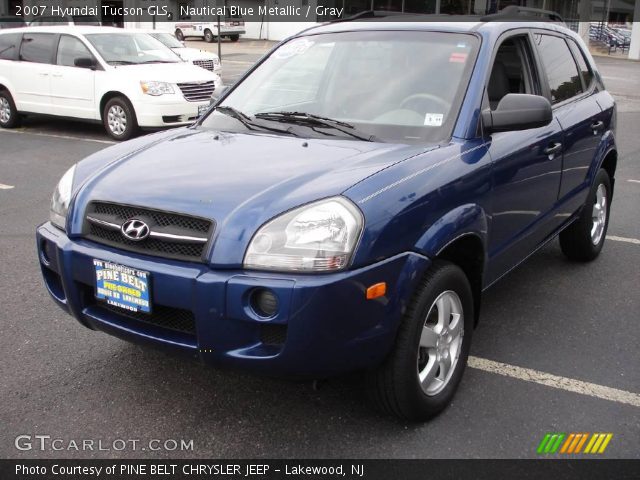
[217,15,222,61]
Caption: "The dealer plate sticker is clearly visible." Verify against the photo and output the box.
[93,259,151,313]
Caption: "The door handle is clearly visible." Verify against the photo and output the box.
[51,73,63,78]
[591,120,604,132]
[544,142,563,156]
[38,73,49,76]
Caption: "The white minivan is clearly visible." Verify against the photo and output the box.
[0,26,222,140]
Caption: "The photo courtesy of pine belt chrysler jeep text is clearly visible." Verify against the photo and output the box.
[34,20,617,421]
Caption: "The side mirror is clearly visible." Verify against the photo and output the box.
[482,94,552,133]
[209,85,229,106]
[74,57,96,69]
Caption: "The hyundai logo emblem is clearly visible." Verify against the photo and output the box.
[121,219,150,242]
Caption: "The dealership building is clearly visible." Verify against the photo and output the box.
[2,0,640,59]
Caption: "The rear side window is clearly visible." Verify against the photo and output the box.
[0,32,20,60]
[534,34,582,104]
[20,33,55,64]
[568,40,594,90]
[57,35,92,67]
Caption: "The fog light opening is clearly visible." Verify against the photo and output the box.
[250,288,279,318]
[40,239,51,266]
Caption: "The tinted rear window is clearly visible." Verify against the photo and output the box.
[534,34,583,104]
[0,32,21,59]
[20,33,55,63]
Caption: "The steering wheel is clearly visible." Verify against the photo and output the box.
[400,93,451,113]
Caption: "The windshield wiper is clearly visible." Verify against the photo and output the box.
[108,60,137,65]
[254,111,378,142]
[137,60,177,64]
[215,106,298,136]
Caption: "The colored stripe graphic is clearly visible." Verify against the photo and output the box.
[538,433,613,454]
[574,433,589,453]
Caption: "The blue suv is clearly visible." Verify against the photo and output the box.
[37,20,617,420]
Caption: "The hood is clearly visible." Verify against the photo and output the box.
[70,128,431,266]
[173,47,219,61]
[114,61,217,83]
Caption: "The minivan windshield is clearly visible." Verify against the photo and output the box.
[201,30,478,144]
[85,33,181,65]
[150,32,184,49]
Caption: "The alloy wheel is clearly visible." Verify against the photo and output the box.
[591,183,607,245]
[417,290,464,396]
[0,97,11,124]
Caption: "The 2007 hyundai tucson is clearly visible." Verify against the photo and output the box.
[36,18,617,420]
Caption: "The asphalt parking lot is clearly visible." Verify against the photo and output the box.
[0,45,638,459]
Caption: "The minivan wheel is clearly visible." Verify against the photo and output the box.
[367,261,473,421]
[175,29,184,41]
[204,29,214,43]
[559,168,612,261]
[103,97,137,141]
[230,35,240,42]
[0,90,20,128]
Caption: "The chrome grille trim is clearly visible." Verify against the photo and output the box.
[86,216,208,244]
[177,81,216,102]
[193,59,215,71]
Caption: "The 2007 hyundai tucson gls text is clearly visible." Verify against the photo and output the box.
[36,20,617,421]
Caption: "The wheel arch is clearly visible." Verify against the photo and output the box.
[0,81,16,97]
[414,204,489,326]
[99,91,134,120]
[598,148,617,194]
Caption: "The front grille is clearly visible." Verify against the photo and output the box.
[193,59,215,72]
[97,301,196,334]
[177,81,216,102]
[83,202,214,263]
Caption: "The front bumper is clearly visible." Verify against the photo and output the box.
[36,222,430,377]
[135,98,210,128]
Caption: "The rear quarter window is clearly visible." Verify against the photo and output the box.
[534,34,583,104]
[0,32,21,60]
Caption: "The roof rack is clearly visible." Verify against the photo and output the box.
[327,10,412,23]
[481,6,565,23]
[328,6,565,24]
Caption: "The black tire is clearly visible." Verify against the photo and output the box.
[102,96,138,141]
[175,29,184,41]
[230,34,240,42]
[204,29,214,43]
[559,168,612,261]
[367,261,474,421]
[0,89,20,128]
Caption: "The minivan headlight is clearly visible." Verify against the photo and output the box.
[50,164,76,231]
[140,81,174,96]
[244,197,364,272]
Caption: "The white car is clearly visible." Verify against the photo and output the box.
[174,17,245,43]
[146,31,221,73]
[0,26,222,140]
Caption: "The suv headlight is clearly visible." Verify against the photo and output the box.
[140,81,174,96]
[50,164,76,231]
[244,197,364,272]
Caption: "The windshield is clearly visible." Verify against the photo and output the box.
[150,32,184,49]
[85,33,181,65]
[201,30,478,144]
